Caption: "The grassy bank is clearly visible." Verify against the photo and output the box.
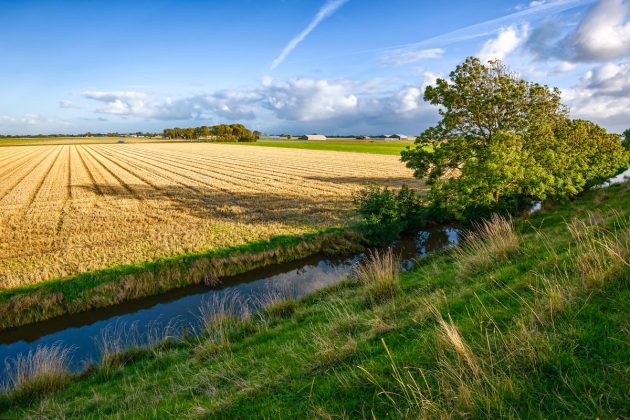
[233,139,414,155]
[0,228,363,331]
[2,182,628,417]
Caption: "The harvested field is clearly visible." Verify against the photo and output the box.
[0,143,419,289]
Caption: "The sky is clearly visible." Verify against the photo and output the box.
[1,0,629,135]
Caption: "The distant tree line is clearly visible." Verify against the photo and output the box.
[0,132,158,138]
[163,124,259,142]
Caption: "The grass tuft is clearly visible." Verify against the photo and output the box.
[194,292,254,358]
[355,248,401,305]
[455,214,520,274]
[2,343,73,406]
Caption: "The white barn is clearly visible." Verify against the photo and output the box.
[299,134,327,141]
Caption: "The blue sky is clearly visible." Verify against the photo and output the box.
[1,0,629,135]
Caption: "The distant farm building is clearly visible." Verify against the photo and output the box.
[300,134,327,141]
[387,134,409,140]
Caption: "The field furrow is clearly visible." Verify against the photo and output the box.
[0,143,419,288]
[0,147,57,206]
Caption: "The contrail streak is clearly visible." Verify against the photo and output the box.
[270,0,349,70]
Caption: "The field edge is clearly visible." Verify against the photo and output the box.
[0,227,364,331]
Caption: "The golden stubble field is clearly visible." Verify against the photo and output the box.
[0,143,420,289]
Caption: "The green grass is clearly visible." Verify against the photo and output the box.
[2,182,629,418]
[231,138,415,155]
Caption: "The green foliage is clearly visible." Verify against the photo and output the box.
[401,57,629,220]
[353,185,425,244]
[623,128,630,151]
[162,123,258,142]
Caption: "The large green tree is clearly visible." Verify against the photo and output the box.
[623,128,630,151]
[401,57,628,219]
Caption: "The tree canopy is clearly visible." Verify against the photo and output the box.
[163,124,258,142]
[401,57,629,219]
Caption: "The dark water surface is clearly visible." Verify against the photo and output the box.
[0,226,460,381]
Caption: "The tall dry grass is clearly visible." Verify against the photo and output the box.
[195,292,253,357]
[255,282,298,320]
[3,343,73,404]
[354,248,401,304]
[455,214,520,274]
[94,319,183,374]
[361,212,630,417]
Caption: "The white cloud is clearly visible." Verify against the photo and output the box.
[564,61,630,130]
[515,0,548,11]
[262,78,358,121]
[0,114,50,125]
[0,114,72,134]
[478,25,529,62]
[369,0,590,59]
[270,0,349,70]
[569,0,630,61]
[381,48,444,65]
[80,74,441,134]
[82,90,259,120]
[555,61,578,72]
[527,0,630,62]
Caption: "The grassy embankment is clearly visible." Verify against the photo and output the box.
[0,228,362,331]
[2,181,628,417]
[234,138,414,155]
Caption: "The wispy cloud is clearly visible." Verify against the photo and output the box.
[270,0,349,70]
[385,0,592,51]
[381,48,445,66]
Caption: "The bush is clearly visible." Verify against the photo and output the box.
[354,185,425,244]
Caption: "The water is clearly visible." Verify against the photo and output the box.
[529,201,543,214]
[525,168,629,215]
[598,168,630,188]
[0,226,460,382]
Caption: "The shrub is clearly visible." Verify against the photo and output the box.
[354,184,425,244]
